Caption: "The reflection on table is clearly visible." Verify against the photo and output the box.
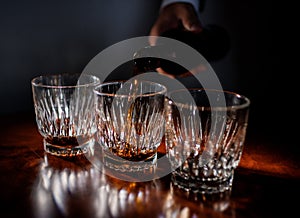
[0,113,299,218]
[31,153,238,218]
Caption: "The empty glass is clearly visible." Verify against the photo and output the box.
[165,88,250,194]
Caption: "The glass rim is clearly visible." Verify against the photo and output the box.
[168,88,250,111]
[31,73,100,89]
[93,80,167,98]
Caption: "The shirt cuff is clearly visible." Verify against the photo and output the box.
[160,0,200,12]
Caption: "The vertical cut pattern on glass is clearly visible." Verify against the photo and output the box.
[32,73,100,156]
[94,80,166,172]
[166,89,250,193]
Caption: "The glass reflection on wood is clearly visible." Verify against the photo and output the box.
[31,154,165,218]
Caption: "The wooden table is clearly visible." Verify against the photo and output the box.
[0,112,299,218]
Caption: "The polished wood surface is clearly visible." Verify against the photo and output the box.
[0,113,299,218]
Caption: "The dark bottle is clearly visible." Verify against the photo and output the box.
[161,24,231,62]
[133,24,230,77]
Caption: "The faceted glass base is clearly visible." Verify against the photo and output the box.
[171,170,234,194]
[44,137,95,157]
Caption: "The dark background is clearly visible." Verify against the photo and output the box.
[0,1,297,153]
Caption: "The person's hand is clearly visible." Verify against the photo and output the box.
[149,2,203,45]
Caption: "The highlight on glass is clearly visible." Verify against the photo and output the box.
[165,88,250,194]
[31,73,100,157]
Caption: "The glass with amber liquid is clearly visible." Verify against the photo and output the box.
[31,73,100,157]
[93,80,166,172]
